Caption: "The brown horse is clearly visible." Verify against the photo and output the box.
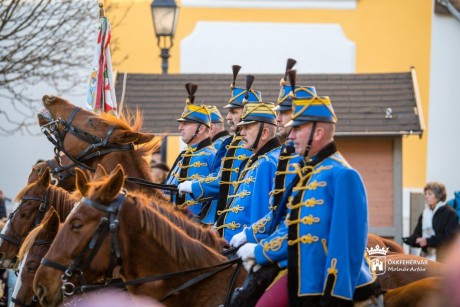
[37,95,163,195]
[0,169,77,268]
[1,165,225,269]
[74,167,227,252]
[34,166,246,307]
[384,277,444,306]
[367,233,404,253]
[12,208,60,307]
[28,156,81,191]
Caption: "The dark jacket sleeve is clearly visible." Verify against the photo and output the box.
[427,206,459,247]
[0,198,6,219]
[406,213,423,247]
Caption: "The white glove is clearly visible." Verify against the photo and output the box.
[237,243,257,261]
[178,181,193,195]
[241,259,261,273]
[229,229,247,247]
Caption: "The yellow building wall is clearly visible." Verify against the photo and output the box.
[107,0,431,189]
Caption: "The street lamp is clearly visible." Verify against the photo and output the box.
[150,0,179,74]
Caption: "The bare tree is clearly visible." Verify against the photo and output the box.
[0,0,126,136]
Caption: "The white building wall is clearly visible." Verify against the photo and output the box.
[181,22,356,74]
[427,13,460,199]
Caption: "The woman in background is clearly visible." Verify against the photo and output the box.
[404,182,459,261]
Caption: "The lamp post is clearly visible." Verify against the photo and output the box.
[150,0,179,74]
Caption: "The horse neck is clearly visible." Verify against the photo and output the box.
[15,230,54,306]
[99,151,152,180]
[119,198,227,277]
[48,187,77,221]
[150,199,226,251]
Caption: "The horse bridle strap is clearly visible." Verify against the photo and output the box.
[11,295,38,307]
[125,177,179,200]
[76,257,242,298]
[41,193,125,296]
[0,189,51,247]
[41,107,134,173]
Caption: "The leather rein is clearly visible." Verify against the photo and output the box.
[39,107,178,197]
[0,188,51,250]
[40,192,242,305]
[11,238,54,307]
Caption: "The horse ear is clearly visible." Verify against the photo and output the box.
[75,168,90,196]
[42,207,60,234]
[27,167,40,183]
[99,166,125,203]
[37,168,51,188]
[110,130,156,145]
[94,164,108,180]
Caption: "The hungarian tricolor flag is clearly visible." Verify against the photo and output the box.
[86,15,118,116]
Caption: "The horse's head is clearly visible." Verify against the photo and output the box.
[13,208,59,307]
[34,165,126,306]
[28,156,76,191]
[37,95,159,171]
[0,169,53,268]
[37,96,74,127]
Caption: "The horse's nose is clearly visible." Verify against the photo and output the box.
[35,283,47,304]
[42,95,56,105]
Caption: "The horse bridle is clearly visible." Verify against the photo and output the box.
[0,188,51,250]
[41,192,125,296]
[40,107,179,198]
[40,107,134,174]
[40,192,242,305]
[11,239,54,307]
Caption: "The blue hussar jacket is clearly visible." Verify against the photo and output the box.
[164,138,216,215]
[254,143,376,302]
[197,130,230,224]
[245,141,302,244]
[211,130,231,167]
[215,138,281,242]
[189,135,252,224]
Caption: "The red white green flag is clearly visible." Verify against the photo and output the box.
[86,16,118,116]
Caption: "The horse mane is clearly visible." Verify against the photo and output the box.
[87,178,226,251]
[133,196,227,268]
[99,110,140,132]
[99,110,161,157]
[17,224,44,262]
[136,191,226,250]
[48,186,79,221]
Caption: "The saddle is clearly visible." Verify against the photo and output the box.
[227,263,280,307]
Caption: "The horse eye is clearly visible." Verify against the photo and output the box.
[20,211,32,219]
[26,261,38,272]
[71,221,82,231]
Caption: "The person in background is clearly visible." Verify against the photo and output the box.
[150,151,162,165]
[177,67,255,225]
[0,190,7,219]
[237,71,381,306]
[163,83,216,219]
[214,98,280,242]
[208,105,230,153]
[404,181,459,261]
[0,190,6,306]
[150,162,170,184]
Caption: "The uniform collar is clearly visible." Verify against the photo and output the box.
[211,130,230,143]
[305,141,337,166]
[188,137,213,151]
